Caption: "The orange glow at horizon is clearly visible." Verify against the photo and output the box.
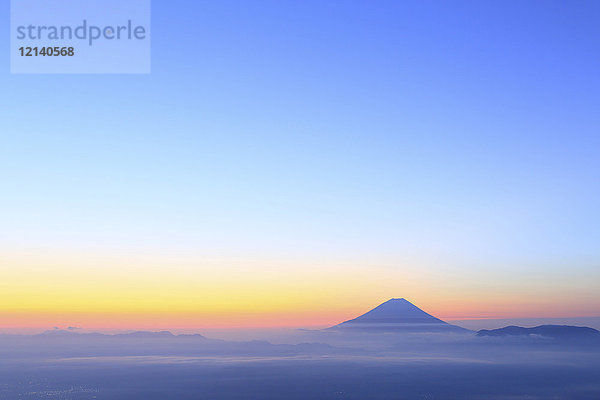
[2,249,599,332]
[2,297,599,333]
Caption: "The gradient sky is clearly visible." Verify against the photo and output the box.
[1,0,599,331]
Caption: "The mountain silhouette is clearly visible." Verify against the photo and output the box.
[331,298,470,333]
[37,330,206,341]
[477,325,600,342]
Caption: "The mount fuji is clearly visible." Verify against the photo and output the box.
[330,298,470,333]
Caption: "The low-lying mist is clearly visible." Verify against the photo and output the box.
[1,326,599,399]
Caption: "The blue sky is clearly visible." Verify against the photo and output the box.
[1,1,599,320]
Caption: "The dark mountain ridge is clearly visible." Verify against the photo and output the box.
[477,325,600,341]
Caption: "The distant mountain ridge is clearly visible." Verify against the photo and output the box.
[331,298,470,333]
[477,325,600,341]
[0,329,343,358]
[38,330,205,340]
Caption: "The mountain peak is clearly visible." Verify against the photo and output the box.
[331,298,470,333]
[341,298,445,325]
